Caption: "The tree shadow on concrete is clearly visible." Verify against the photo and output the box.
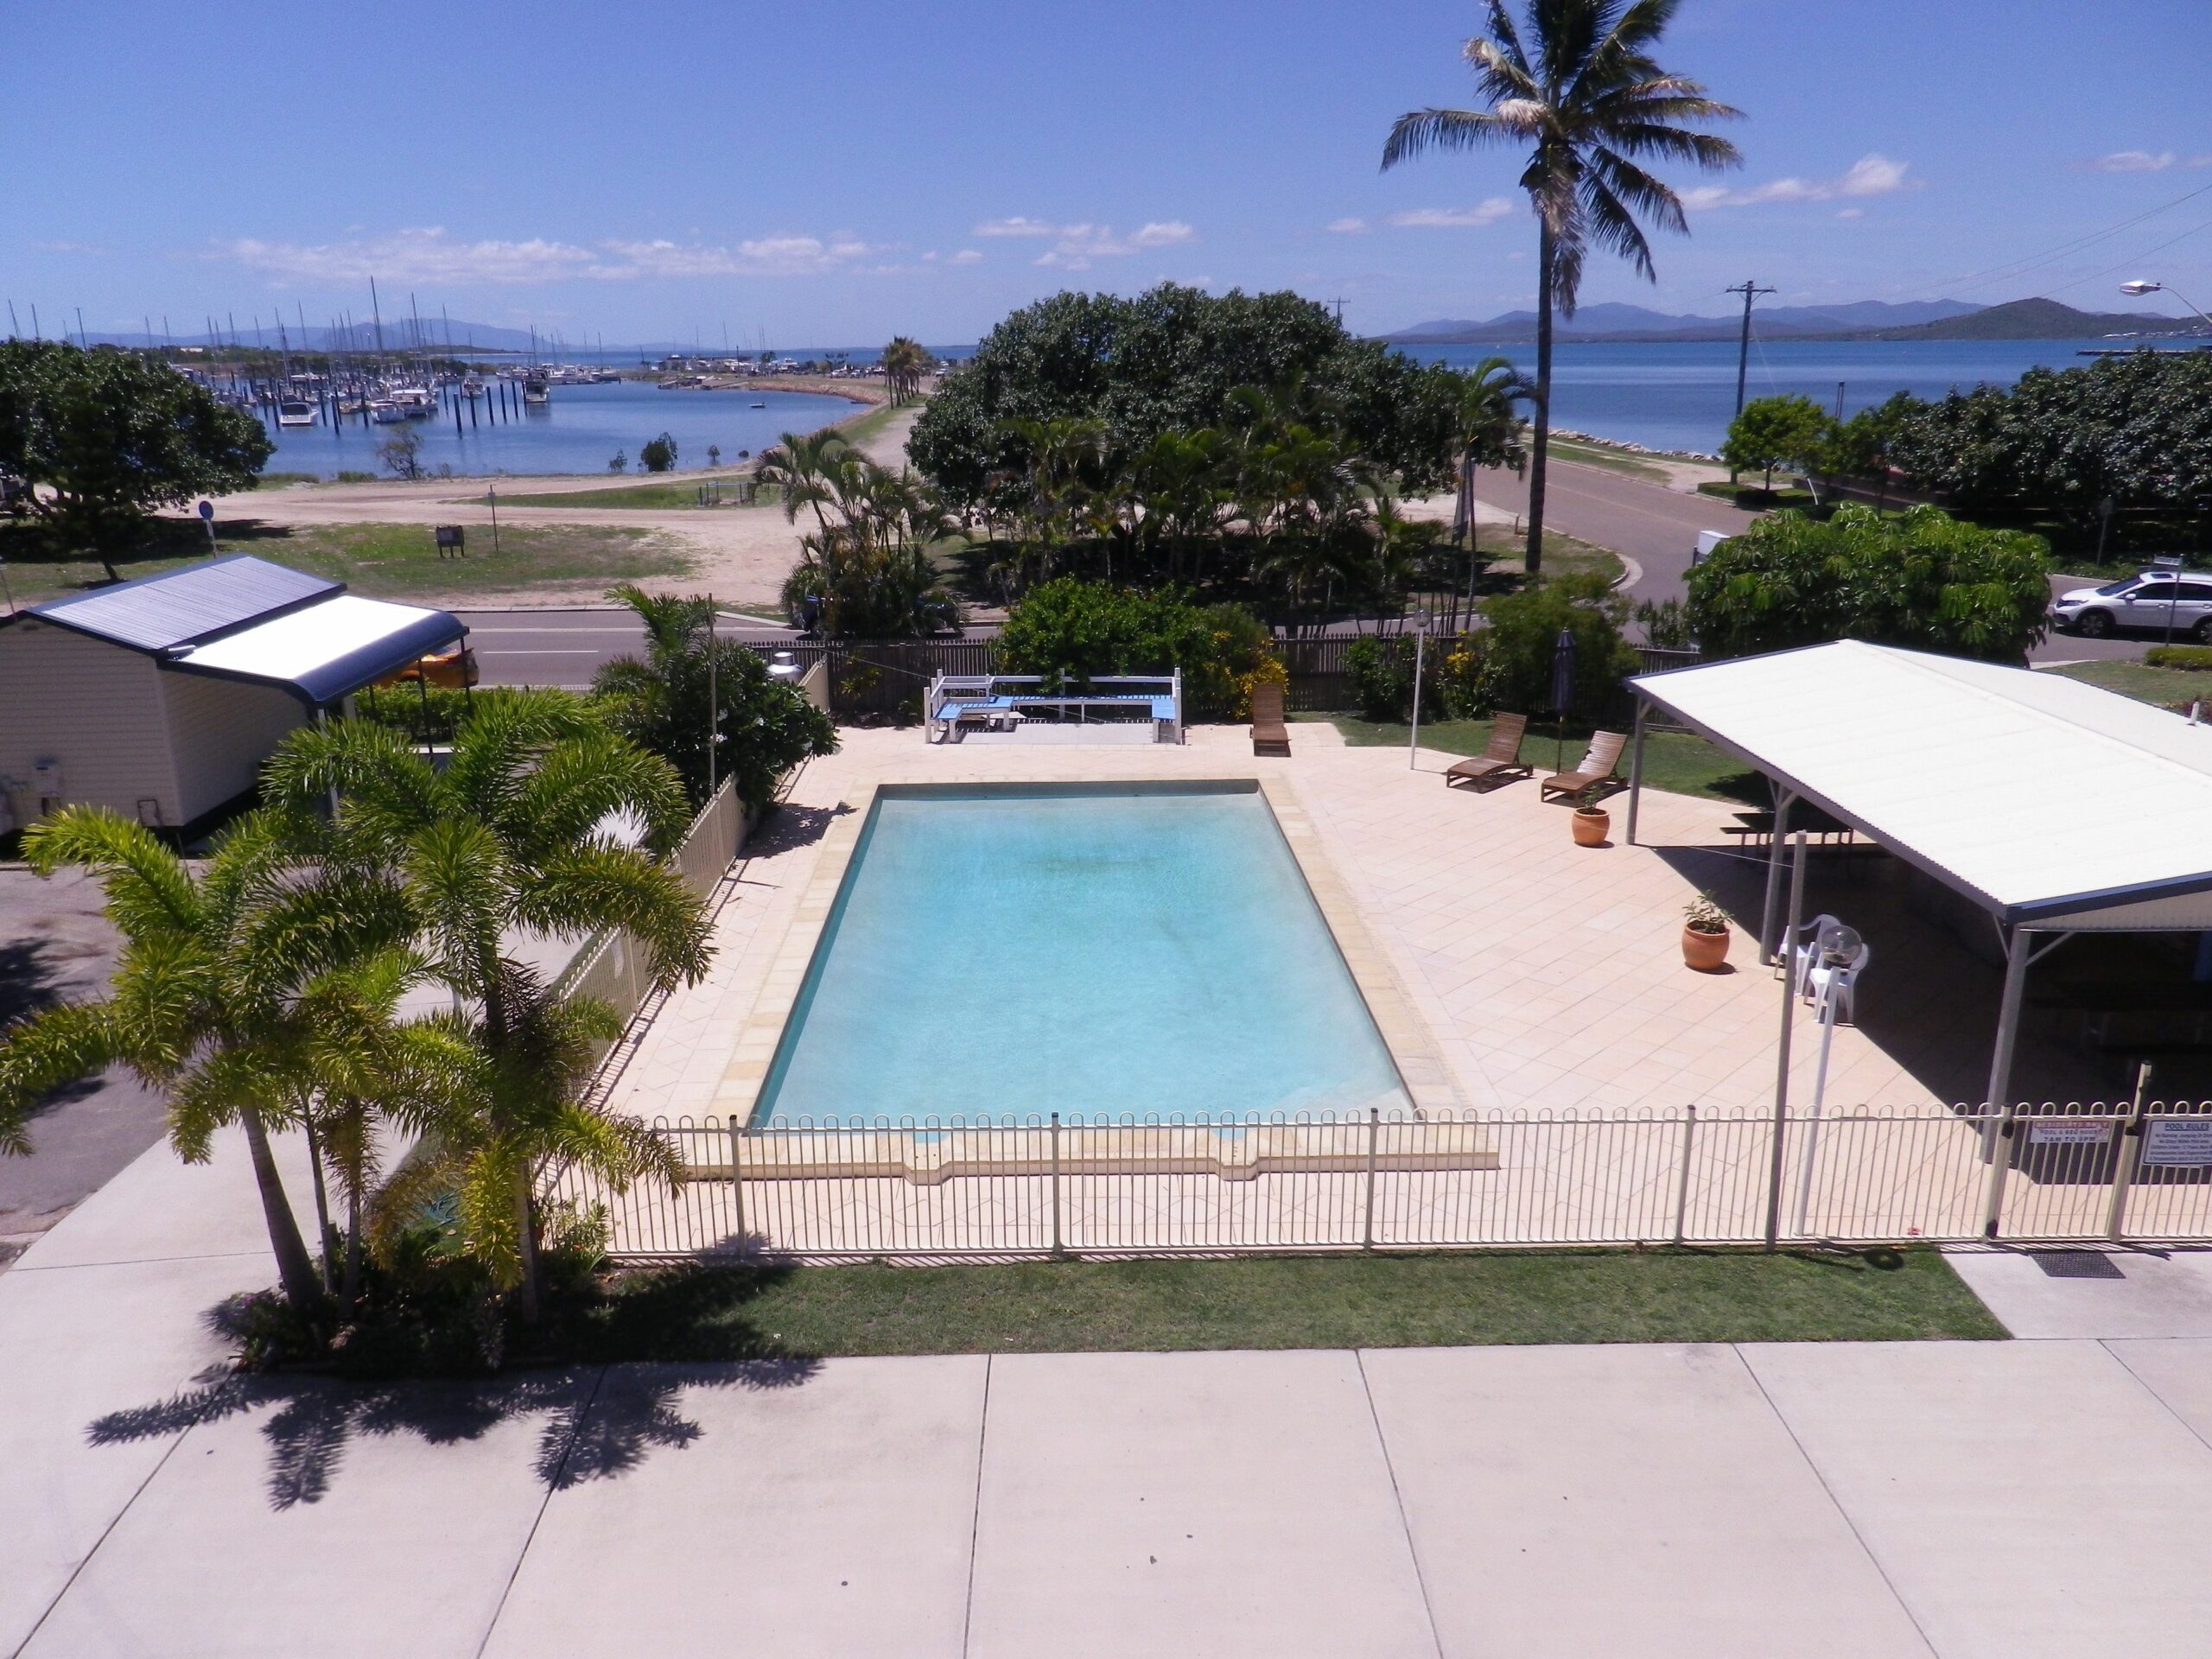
[744,798,853,864]
[84,1276,823,1510]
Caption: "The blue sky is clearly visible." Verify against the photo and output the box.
[7,0,2211,346]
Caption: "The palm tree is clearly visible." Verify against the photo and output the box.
[755,428,852,531]
[880,336,933,404]
[261,691,714,1322]
[0,808,414,1312]
[1451,355,1538,547]
[1383,0,1741,573]
[595,583,838,806]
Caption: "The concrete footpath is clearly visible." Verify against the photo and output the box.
[8,1135,2212,1657]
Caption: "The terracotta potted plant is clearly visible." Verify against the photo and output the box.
[1571,793,1611,847]
[1682,892,1731,971]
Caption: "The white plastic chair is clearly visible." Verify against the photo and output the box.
[1807,940,1871,1025]
[1789,914,1840,1000]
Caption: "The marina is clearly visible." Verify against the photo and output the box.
[237,375,861,478]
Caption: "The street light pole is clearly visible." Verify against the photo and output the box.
[2119,280,2212,332]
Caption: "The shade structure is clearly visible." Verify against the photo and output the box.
[1631,639,2212,931]
[168,595,465,707]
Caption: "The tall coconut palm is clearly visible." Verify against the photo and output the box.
[0,808,415,1311]
[262,691,714,1321]
[1383,0,1741,573]
[755,428,852,532]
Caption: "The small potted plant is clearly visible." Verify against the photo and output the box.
[1682,892,1731,971]
[1571,790,1611,847]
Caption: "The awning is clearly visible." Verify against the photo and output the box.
[1630,639,2212,931]
[165,595,466,707]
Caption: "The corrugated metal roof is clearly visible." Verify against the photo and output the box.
[30,555,340,652]
[1632,640,2212,927]
[170,595,465,704]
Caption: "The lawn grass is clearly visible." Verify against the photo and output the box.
[485,475,766,510]
[1548,436,1671,484]
[0,517,690,605]
[1471,522,1625,587]
[2042,658,2212,710]
[1325,714,1765,804]
[545,1247,2003,1363]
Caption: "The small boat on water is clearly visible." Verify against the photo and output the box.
[523,372,550,405]
[369,399,406,424]
[750,400,766,408]
[276,399,319,427]
[389,386,438,420]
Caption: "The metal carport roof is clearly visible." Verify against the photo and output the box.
[168,594,466,706]
[1630,639,2212,931]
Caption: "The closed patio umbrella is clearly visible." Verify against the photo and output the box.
[1548,626,1577,768]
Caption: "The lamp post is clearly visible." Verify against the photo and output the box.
[2119,280,2212,331]
[1793,920,1865,1237]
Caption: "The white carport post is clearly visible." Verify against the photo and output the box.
[1624,699,1648,845]
[1758,785,1798,963]
[1983,925,2072,1149]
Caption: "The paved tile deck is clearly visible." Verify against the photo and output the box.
[604,723,2112,1136]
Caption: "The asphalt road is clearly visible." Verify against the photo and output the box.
[0,868,169,1264]
[1473,458,2148,664]
[457,608,809,688]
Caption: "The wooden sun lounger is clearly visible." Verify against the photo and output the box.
[1444,712,1532,790]
[1251,681,1291,757]
[1540,729,1629,803]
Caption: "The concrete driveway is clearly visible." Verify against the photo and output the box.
[0,868,168,1266]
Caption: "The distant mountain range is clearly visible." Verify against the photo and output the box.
[1382,296,2207,344]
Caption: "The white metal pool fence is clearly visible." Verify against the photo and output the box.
[543,1099,2212,1261]
[549,778,749,1069]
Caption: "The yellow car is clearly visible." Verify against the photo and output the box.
[380,643,480,690]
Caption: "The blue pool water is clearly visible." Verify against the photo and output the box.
[751,783,1410,1127]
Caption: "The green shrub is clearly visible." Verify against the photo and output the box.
[2146,645,2212,671]
[1478,571,1639,718]
[998,578,1274,721]
[1684,504,2050,664]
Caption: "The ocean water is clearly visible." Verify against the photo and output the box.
[261,379,861,479]
[1397,337,2160,455]
[750,783,1410,1128]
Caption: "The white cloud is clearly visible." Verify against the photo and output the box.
[1834,207,1866,219]
[1326,217,1370,234]
[1388,198,1517,228]
[976,219,1198,270]
[225,226,883,284]
[949,249,983,265]
[1686,154,1916,209]
[2083,149,2177,173]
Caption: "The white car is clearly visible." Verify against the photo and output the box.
[2050,570,2212,642]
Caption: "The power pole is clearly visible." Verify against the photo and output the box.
[1725,279,1776,417]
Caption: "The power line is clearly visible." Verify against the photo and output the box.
[1935,176,2212,296]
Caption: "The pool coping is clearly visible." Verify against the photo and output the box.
[712,775,1467,1125]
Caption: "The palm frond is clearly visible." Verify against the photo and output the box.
[0,1001,122,1153]
[22,808,202,935]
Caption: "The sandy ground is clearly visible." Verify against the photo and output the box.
[196,404,927,611]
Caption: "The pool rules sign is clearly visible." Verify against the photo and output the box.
[2144,1119,2212,1168]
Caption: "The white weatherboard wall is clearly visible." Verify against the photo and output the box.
[0,620,309,830]
[0,620,178,826]
[156,669,306,825]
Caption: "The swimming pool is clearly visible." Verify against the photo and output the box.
[749,782,1413,1127]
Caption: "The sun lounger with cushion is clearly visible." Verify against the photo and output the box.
[1444,712,1532,789]
[1539,729,1629,803]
